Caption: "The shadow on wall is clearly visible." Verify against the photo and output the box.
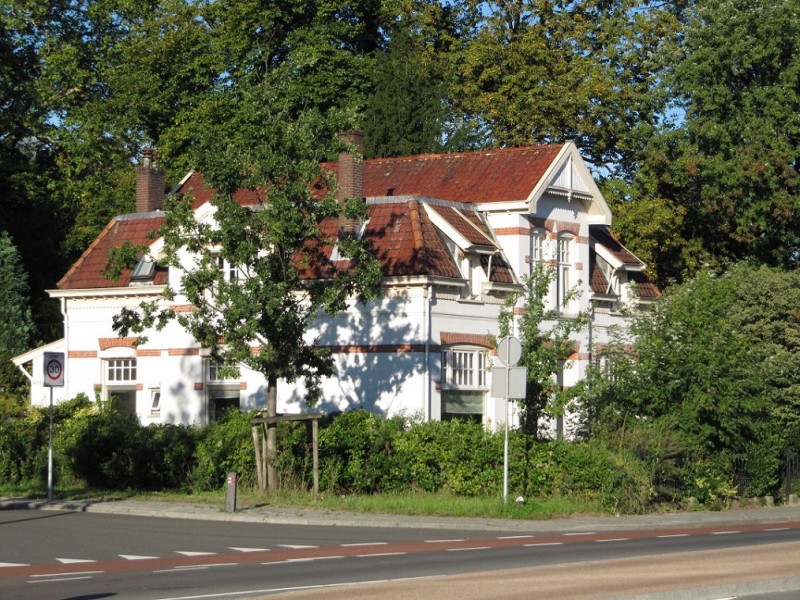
[283,289,429,417]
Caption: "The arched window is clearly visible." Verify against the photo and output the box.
[556,233,574,310]
[531,228,546,263]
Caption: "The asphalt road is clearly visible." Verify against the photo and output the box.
[2,507,800,600]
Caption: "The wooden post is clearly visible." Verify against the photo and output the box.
[252,426,264,491]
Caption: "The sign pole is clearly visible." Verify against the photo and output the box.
[48,387,53,503]
[503,337,510,504]
[43,351,65,504]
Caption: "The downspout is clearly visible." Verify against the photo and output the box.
[424,283,432,421]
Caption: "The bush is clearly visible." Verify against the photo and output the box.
[191,409,257,490]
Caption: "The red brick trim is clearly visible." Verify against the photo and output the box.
[136,349,162,357]
[440,332,494,349]
[169,348,200,356]
[172,304,196,313]
[194,382,203,391]
[69,350,98,358]
[98,337,139,350]
[136,383,144,391]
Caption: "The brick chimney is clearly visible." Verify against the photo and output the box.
[136,148,166,213]
[337,131,364,238]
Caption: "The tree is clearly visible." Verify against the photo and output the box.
[581,264,800,496]
[0,232,37,405]
[456,0,680,178]
[630,0,800,277]
[499,261,587,437]
[113,86,382,493]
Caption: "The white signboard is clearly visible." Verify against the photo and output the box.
[43,352,65,388]
[491,366,527,399]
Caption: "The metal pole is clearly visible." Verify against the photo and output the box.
[503,337,510,504]
[48,387,53,503]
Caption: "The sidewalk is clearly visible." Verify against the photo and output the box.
[3,496,800,533]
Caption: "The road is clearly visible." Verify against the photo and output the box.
[1,508,800,599]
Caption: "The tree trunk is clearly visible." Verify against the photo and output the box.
[267,375,278,493]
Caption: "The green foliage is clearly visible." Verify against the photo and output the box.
[499,261,587,435]
[631,0,800,278]
[582,263,800,501]
[191,410,256,491]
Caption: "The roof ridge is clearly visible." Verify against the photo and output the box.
[364,143,563,165]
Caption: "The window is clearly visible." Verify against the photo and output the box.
[557,234,573,309]
[104,358,137,416]
[531,229,546,262]
[215,255,238,283]
[441,347,488,421]
[131,256,156,281]
[149,389,161,416]
[209,361,239,381]
[107,358,136,382]
[442,349,487,388]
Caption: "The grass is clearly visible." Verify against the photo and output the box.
[1,483,611,520]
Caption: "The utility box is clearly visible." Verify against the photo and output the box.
[226,472,237,513]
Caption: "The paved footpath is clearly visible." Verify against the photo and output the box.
[3,496,800,532]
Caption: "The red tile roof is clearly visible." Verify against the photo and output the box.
[59,145,562,291]
[323,145,563,203]
[589,225,643,267]
[58,215,166,289]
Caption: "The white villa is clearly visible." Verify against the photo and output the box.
[13,135,658,436]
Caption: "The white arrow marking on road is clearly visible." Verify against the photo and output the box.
[276,544,318,549]
[0,562,30,567]
[119,555,159,560]
[56,558,97,564]
[229,547,269,553]
[176,551,217,556]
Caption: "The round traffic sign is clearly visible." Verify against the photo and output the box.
[46,358,63,381]
[497,336,522,366]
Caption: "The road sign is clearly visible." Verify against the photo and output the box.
[43,352,65,388]
[497,336,521,366]
[491,366,528,398]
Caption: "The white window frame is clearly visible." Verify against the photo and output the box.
[557,234,573,310]
[106,358,137,382]
[531,229,546,262]
[442,347,487,389]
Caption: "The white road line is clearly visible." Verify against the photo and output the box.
[0,562,30,567]
[120,554,159,560]
[424,539,466,543]
[229,547,269,552]
[283,556,345,563]
[657,534,690,538]
[56,557,97,564]
[711,531,741,535]
[176,551,217,556]
[497,535,534,540]
[447,546,490,552]
[28,576,94,583]
[765,527,790,531]
[563,532,596,536]
[31,571,105,578]
[356,552,407,558]
[341,542,389,547]
[524,542,564,547]
[595,538,630,543]
[276,544,318,549]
